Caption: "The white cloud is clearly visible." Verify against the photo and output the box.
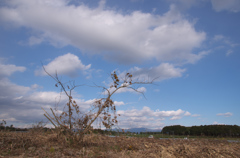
[0,61,36,126]
[0,78,30,99]
[118,106,185,118]
[0,85,96,126]
[155,108,185,117]
[217,112,233,117]
[0,62,26,78]
[35,53,91,77]
[26,91,65,104]
[0,81,46,126]
[31,84,42,90]
[102,63,185,95]
[0,63,92,126]
[0,1,206,64]
[125,63,186,82]
[128,116,149,122]
[213,121,225,125]
[184,111,191,116]
[170,116,182,120]
[27,92,94,111]
[211,0,240,12]
[117,106,189,129]
[114,101,125,106]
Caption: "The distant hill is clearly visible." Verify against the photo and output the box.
[109,128,162,133]
[125,128,148,133]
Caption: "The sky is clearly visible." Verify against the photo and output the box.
[0,0,239,130]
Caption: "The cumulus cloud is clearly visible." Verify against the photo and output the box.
[102,63,185,95]
[0,60,92,126]
[217,112,233,117]
[117,106,189,129]
[170,116,182,120]
[0,0,206,64]
[211,0,240,12]
[0,61,31,124]
[114,101,125,106]
[125,63,186,82]
[35,53,91,77]
[184,111,191,116]
[0,80,44,125]
[0,78,30,100]
[155,109,185,118]
[118,106,186,118]
[26,91,65,105]
[0,61,26,78]
[0,58,120,127]
[31,84,42,90]
[0,87,96,126]
[212,121,225,125]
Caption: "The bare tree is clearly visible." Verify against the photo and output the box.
[41,65,84,130]
[41,67,154,144]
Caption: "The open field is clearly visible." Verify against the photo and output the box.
[120,133,240,141]
[1,131,240,158]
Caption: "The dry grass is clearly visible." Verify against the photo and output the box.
[1,131,240,158]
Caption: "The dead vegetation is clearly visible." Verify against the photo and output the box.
[1,131,240,158]
[41,69,154,146]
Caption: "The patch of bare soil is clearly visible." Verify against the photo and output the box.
[1,131,239,158]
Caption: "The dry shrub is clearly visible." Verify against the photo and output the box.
[41,69,154,148]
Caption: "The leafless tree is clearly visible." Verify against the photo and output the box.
[41,66,155,143]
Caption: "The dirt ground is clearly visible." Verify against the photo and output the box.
[1,131,240,158]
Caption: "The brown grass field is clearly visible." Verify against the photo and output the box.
[1,131,240,158]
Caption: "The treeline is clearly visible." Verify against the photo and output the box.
[162,125,240,137]
[0,125,28,131]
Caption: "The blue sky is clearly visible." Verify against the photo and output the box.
[0,0,239,129]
